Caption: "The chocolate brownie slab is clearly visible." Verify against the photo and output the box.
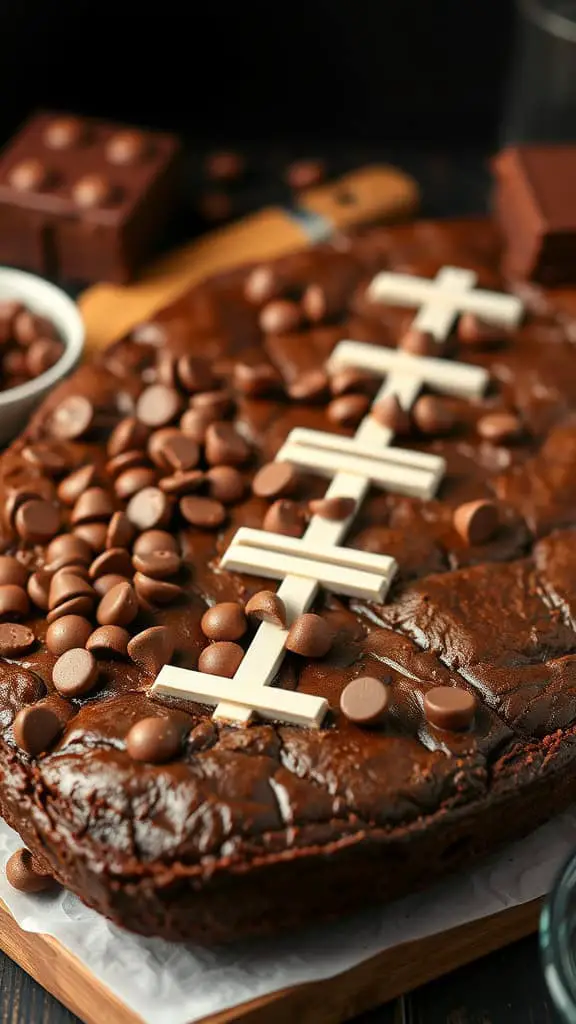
[1,218,576,942]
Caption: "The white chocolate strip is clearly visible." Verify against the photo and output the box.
[328,341,489,398]
[284,427,444,469]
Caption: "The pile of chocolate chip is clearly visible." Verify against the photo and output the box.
[0,300,64,391]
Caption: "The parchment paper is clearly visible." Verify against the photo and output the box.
[1,811,575,1024]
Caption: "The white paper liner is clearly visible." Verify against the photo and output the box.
[1,810,576,1024]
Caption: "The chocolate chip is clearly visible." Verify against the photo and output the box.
[477,411,523,444]
[233,362,281,396]
[4,487,47,529]
[15,499,60,543]
[179,407,217,443]
[187,719,217,752]
[105,130,147,166]
[93,574,131,597]
[162,434,200,473]
[0,623,35,656]
[423,686,476,731]
[155,350,178,387]
[200,602,247,642]
[89,548,133,580]
[190,389,234,418]
[126,487,171,531]
[46,614,93,655]
[71,487,115,525]
[114,466,157,501]
[13,310,57,345]
[458,313,504,346]
[198,641,244,677]
[205,150,245,181]
[263,499,306,537]
[329,367,378,397]
[0,585,29,619]
[133,530,178,556]
[6,849,55,893]
[106,450,149,480]
[48,571,94,612]
[86,625,130,658]
[372,394,411,433]
[47,560,91,580]
[57,465,98,506]
[49,395,94,440]
[159,470,205,497]
[52,648,99,697]
[105,511,135,550]
[245,590,286,627]
[96,582,138,627]
[453,499,500,546]
[9,159,47,192]
[136,384,183,428]
[205,466,245,504]
[399,328,437,356]
[44,116,85,150]
[327,392,371,429]
[73,522,108,551]
[133,573,183,606]
[340,676,390,726]
[107,416,149,457]
[176,356,215,395]
[27,571,51,611]
[127,626,174,674]
[259,300,302,334]
[13,703,62,755]
[126,716,182,764]
[285,613,333,657]
[148,427,183,470]
[0,556,28,588]
[132,550,181,579]
[252,462,298,499]
[21,444,68,476]
[205,422,251,467]
[46,534,93,568]
[72,173,113,208]
[308,496,356,521]
[287,370,329,401]
[180,495,226,529]
[285,159,325,189]
[46,595,94,623]
[244,266,281,305]
[26,337,64,376]
[413,395,456,436]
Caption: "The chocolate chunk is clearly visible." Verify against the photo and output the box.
[187,720,217,752]
[86,625,130,658]
[105,131,147,166]
[107,416,149,457]
[423,686,477,731]
[132,550,181,579]
[52,648,99,697]
[133,573,182,606]
[13,703,62,756]
[180,495,226,529]
[96,582,138,627]
[163,434,200,472]
[176,356,215,395]
[340,676,390,726]
[46,614,91,655]
[89,548,133,580]
[198,641,244,677]
[136,384,183,428]
[263,499,305,537]
[107,450,150,480]
[27,571,51,611]
[133,530,178,556]
[0,556,28,588]
[127,626,174,674]
[48,572,94,611]
[245,590,286,627]
[105,511,135,550]
[159,470,205,497]
[453,499,500,545]
[44,116,85,150]
[205,150,245,181]
[329,367,377,397]
[205,422,251,467]
[57,465,98,506]
[126,716,182,764]
[413,395,456,436]
[126,487,171,531]
[15,499,60,543]
[287,370,328,401]
[9,159,48,192]
[0,585,29,619]
[0,623,35,656]
[371,394,411,433]
[252,462,298,499]
[244,266,281,305]
[190,389,234,418]
[46,595,94,623]
[71,487,114,524]
[22,444,68,476]
[49,395,94,440]
[72,174,113,209]
[285,159,325,189]
[205,466,245,504]
[458,313,505,346]
[285,613,333,657]
[477,411,523,444]
[6,849,55,893]
[259,300,302,334]
[74,522,108,551]
[308,496,356,521]
[233,362,281,396]
[93,574,131,597]
[201,602,247,642]
[327,394,370,428]
[115,466,157,501]
[399,328,437,356]
[148,427,183,469]
[46,534,92,568]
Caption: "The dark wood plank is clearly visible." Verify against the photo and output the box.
[0,949,79,1024]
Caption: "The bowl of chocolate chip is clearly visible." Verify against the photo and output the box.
[0,267,84,445]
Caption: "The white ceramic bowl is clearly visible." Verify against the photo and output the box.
[0,267,85,446]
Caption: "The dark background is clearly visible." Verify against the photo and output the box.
[0,0,515,145]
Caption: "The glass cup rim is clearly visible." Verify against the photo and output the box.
[518,0,576,42]
[541,847,576,1022]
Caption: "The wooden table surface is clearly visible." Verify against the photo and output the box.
[0,143,566,1024]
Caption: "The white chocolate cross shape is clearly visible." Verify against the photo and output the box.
[152,267,509,729]
[368,266,523,341]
